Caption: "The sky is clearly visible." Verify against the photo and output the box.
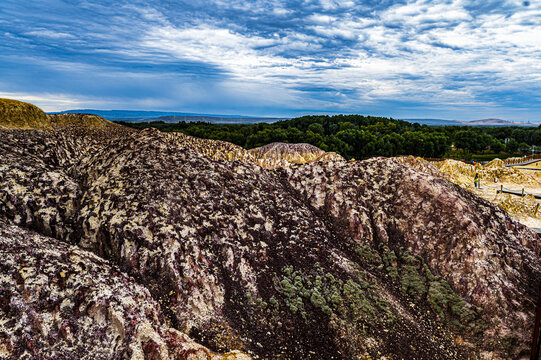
[0,0,540,120]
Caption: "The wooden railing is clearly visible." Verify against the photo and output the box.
[504,154,541,166]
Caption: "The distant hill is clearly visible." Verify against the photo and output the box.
[403,118,464,126]
[404,117,539,127]
[53,110,539,127]
[0,98,49,129]
[463,118,538,127]
[53,109,223,120]
[0,99,124,131]
[53,109,287,124]
[144,115,286,124]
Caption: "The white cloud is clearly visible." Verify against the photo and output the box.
[25,29,75,39]
[306,14,336,24]
[140,25,289,80]
[133,0,541,112]
[318,0,355,10]
[381,1,472,26]
[0,91,104,112]
[309,26,357,40]
[5,0,540,116]
[123,5,170,24]
[273,7,292,16]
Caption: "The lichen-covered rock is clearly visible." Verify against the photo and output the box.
[249,142,325,163]
[313,151,345,163]
[164,132,257,164]
[248,142,345,169]
[58,129,480,359]
[287,157,541,358]
[0,119,133,242]
[165,136,345,170]
[1,105,540,359]
[0,129,81,241]
[0,218,250,360]
[394,156,451,180]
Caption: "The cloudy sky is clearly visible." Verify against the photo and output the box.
[0,0,540,120]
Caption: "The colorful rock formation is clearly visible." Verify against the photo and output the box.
[0,101,540,359]
[248,142,345,169]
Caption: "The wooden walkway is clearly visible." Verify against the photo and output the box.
[497,187,541,199]
[506,158,541,167]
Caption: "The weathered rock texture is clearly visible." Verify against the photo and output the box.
[394,156,452,180]
[249,142,345,169]
[165,132,257,164]
[165,136,345,170]
[288,157,541,358]
[249,142,325,163]
[0,218,249,360]
[1,102,540,360]
[48,113,120,131]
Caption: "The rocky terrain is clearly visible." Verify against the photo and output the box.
[165,134,345,170]
[0,218,249,360]
[248,142,345,169]
[165,132,257,164]
[1,99,541,359]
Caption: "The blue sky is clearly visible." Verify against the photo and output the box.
[0,0,540,120]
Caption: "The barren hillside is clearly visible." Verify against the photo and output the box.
[0,101,540,359]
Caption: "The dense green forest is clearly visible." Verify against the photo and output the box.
[117,115,541,160]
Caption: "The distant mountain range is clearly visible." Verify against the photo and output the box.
[404,118,539,127]
[403,118,464,126]
[51,110,287,124]
[138,115,286,124]
[51,110,538,127]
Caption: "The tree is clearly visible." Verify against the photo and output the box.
[491,140,505,153]
[307,123,325,135]
[506,138,519,153]
[518,142,530,153]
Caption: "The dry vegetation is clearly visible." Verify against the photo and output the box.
[0,98,48,129]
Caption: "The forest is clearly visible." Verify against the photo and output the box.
[116,115,541,160]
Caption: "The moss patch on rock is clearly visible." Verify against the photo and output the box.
[276,265,393,330]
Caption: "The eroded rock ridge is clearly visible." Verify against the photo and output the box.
[0,102,540,359]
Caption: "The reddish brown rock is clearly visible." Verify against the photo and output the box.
[0,217,249,360]
[249,142,345,169]
[0,106,540,359]
[287,157,541,358]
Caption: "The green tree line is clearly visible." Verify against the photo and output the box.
[117,115,541,160]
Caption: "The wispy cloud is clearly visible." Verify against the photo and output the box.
[25,29,75,39]
[0,91,106,112]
